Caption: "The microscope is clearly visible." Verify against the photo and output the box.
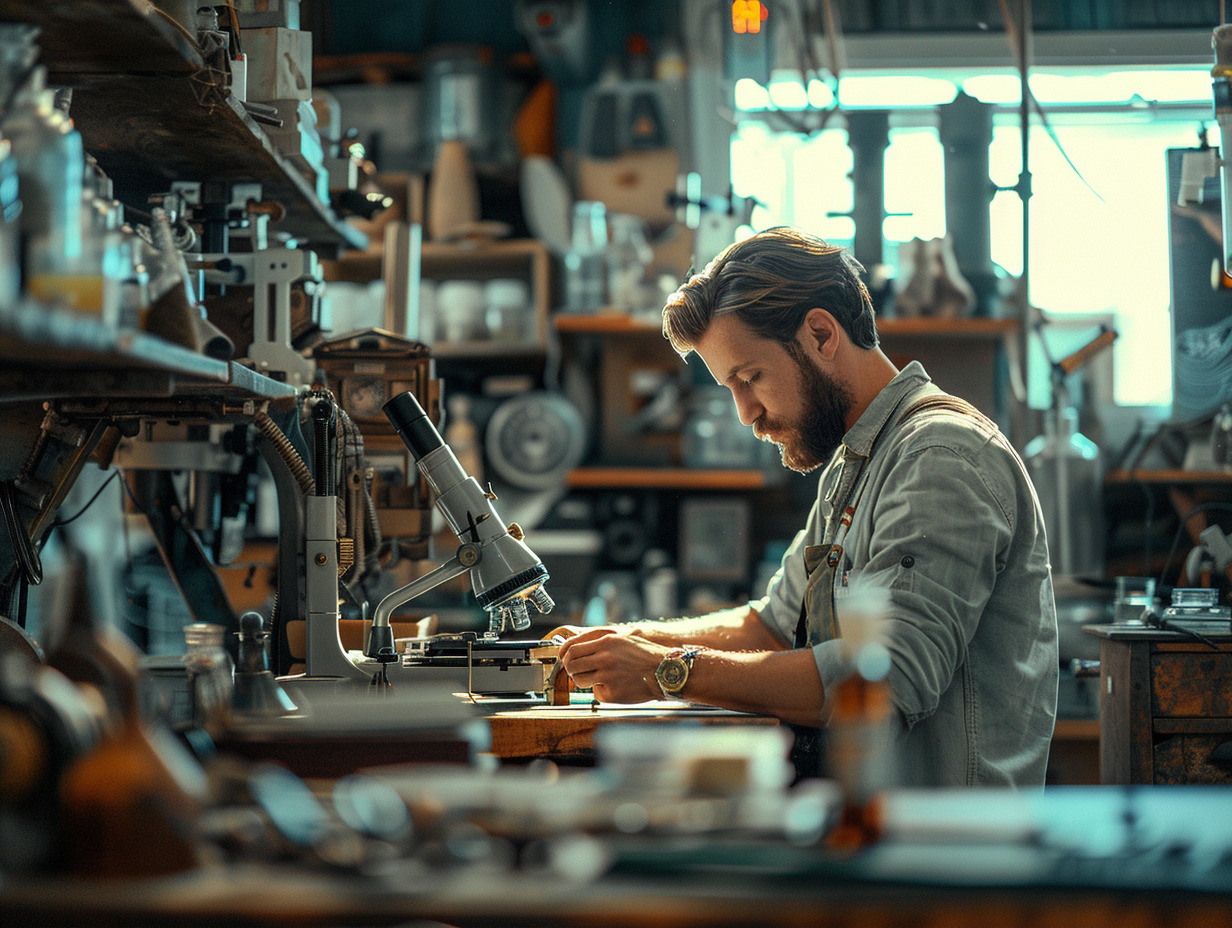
[301,391,560,695]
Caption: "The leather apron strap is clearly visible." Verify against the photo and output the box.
[788,388,985,780]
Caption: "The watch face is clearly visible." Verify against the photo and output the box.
[343,376,387,420]
[657,657,688,692]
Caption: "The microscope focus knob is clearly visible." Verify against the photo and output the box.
[457,543,481,568]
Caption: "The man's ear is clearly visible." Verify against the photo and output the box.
[800,307,842,361]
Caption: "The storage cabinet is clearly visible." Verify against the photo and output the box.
[1088,625,1232,784]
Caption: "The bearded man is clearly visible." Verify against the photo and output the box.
[553,227,1058,788]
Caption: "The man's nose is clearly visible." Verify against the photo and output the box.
[733,392,762,427]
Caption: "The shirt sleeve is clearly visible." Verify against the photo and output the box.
[839,436,1016,727]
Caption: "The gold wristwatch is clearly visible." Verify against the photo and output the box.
[655,645,703,698]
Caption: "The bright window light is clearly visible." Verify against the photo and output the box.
[768,78,809,109]
[807,79,836,109]
[789,129,854,241]
[1028,69,1211,105]
[884,128,945,243]
[1105,69,1213,103]
[988,120,1203,406]
[734,77,770,110]
[962,68,1212,108]
[962,73,1022,104]
[838,75,958,108]
[731,64,1219,409]
[1028,72,1126,104]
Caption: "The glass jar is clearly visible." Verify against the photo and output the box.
[564,201,607,313]
[182,622,233,734]
[605,212,652,312]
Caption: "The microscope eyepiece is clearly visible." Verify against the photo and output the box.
[383,392,444,460]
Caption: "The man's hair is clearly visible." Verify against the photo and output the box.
[661,227,878,356]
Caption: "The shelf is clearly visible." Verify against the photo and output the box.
[0,303,296,402]
[1052,719,1101,741]
[421,238,551,271]
[1106,469,1232,485]
[566,467,768,490]
[555,313,664,335]
[0,0,364,252]
[555,313,1021,339]
[326,238,553,350]
[0,0,202,77]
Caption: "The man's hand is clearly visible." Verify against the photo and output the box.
[556,629,671,704]
[545,624,638,643]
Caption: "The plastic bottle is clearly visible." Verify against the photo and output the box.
[1024,406,1104,577]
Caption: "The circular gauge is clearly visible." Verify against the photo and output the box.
[342,376,387,421]
[485,391,586,490]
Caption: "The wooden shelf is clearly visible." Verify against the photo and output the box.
[0,0,363,252]
[1106,469,1232,485]
[566,467,768,490]
[555,313,664,334]
[0,0,203,77]
[1052,719,1101,740]
[0,302,296,402]
[325,239,552,348]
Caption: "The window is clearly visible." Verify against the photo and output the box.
[730,67,1215,408]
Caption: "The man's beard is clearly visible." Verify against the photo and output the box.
[755,348,853,473]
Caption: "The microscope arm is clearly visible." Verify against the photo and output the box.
[366,548,474,659]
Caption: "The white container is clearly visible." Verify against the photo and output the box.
[484,277,530,341]
[435,279,484,342]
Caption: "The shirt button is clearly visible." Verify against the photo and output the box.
[900,555,915,568]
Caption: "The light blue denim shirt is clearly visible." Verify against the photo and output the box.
[752,362,1058,787]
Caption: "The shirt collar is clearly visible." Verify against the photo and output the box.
[842,360,932,458]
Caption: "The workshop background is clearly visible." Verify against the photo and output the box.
[306,0,1230,725]
[0,0,1231,812]
[3,1,1232,919]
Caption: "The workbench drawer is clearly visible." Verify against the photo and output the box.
[1153,733,1232,785]
[1150,650,1232,717]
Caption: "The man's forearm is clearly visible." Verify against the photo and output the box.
[682,646,826,726]
[625,605,788,651]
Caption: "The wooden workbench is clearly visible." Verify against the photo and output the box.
[478,698,780,764]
